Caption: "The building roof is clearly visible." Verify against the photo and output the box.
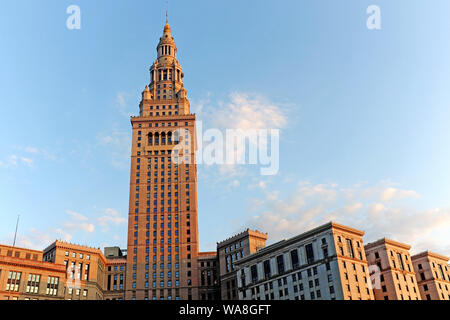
[217,229,268,247]
[364,238,411,251]
[235,221,361,265]
[411,250,449,262]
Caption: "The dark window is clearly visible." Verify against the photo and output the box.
[346,239,354,258]
[276,255,285,274]
[250,265,258,283]
[305,244,314,264]
[290,250,299,269]
[263,260,271,279]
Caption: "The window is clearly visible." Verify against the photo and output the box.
[6,271,21,292]
[26,274,40,294]
[46,277,59,296]
[346,239,354,258]
[397,253,405,270]
[250,265,258,283]
[263,260,271,279]
[305,244,314,264]
[276,255,285,274]
[290,250,299,269]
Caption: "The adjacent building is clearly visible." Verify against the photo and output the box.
[197,252,220,300]
[412,251,450,300]
[0,244,66,300]
[235,222,374,300]
[104,247,127,300]
[43,241,107,300]
[217,229,267,300]
[365,238,421,300]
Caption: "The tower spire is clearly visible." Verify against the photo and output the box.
[166,0,169,23]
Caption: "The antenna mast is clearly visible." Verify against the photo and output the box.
[13,215,19,247]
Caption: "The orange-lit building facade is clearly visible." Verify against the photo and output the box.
[0,244,65,300]
[217,229,267,300]
[235,222,374,300]
[125,19,200,300]
[365,238,421,300]
[412,251,450,300]
[43,241,107,300]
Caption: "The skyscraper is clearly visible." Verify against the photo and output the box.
[125,19,199,300]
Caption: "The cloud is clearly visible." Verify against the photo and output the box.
[97,208,127,228]
[24,147,39,154]
[22,146,57,161]
[115,92,136,118]
[0,155,34,168]
[195,92,288,182]
[97,128,131,169]
[67,210,89,221]
[62,210,95,233]
[246,181,450,256]
[379,187,420,202]
[212,93,287,131]
[0,146,57,169]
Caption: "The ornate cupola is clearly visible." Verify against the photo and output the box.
[141,17,189,117]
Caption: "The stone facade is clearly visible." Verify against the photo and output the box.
[365,238,421,300]
[234,222,374,300]
[412,251,450,300]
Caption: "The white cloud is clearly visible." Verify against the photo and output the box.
[246,181,450,256]
[24,147,39,154]
[97,208,127,228]
[115,92,136,118]
[62,210,95,233]
[212,93,287,131]
[67,210,89,221]
[229,180,240,188]
[0,155,34,168]
[97,128,131,169]
[195,92,288,182]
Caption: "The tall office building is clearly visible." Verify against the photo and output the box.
[125,19,199,300]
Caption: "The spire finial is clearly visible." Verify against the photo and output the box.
[166,0,169,23]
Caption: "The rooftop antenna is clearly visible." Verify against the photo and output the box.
[13,215,19,247]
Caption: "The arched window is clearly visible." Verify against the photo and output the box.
[148,132,153,145]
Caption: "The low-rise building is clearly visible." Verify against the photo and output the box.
[104,247,127,300]
[412,251,450,300]
[197,252,220,300]
[217,229,267,300]
[235,222,374,300]
[365,238,421,300]
[0,244,66,300]
[43,241,107,300]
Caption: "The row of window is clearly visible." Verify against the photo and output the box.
[136,122,189,129]
[64,251,91,260]
[0,249,39,261]
[5,272,59,296]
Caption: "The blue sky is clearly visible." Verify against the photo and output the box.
[0,0,449,255]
